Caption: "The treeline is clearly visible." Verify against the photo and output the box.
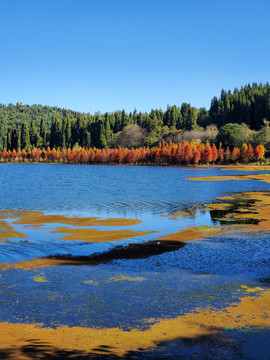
[208,83,270,130]
[1,83,270,152]
[0,141,265,166]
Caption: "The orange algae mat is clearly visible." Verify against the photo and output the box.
[9,211,142,227]
[0,210,147,244]
[0,220,27,241]
[0,289,269,359]
[52,227,151,242]
[187,173,270,183]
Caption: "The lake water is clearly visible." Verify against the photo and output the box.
[0,164,269,358]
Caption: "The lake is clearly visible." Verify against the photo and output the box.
[0,164,269,359]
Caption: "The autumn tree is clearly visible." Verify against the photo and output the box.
[254,145,265,162]
[246,144,254,162]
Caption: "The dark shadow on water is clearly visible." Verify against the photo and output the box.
[48,240,185,266]
[0,327,269,359]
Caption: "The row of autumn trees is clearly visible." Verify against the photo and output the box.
[0,141,265,165]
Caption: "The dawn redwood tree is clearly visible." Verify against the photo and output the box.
[255,145,265,162]
[231,147,240,163]
[203,141,213,164]
[21,149,27,162]
[218,143,224,163]
[117,146,124,163]
[10,149,16,161]
[35,148,41,162]
[41,148,47,162]
[246,144,254,162]
[240,143,248,163]
[193,148,201,165]
[66,148,73,163]
[211,144,218,163]
[184,143,194,164]
[225,147,231,163]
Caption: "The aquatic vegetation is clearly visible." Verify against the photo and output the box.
[0,221,27,240]
[84,280,99,285]
[13,212,141,227]
[196,226,216,232]
[51,227,152,243]
[106,274,145,282]
[0,289,269,357]
[31,274,48,283]
[188,173,270,184]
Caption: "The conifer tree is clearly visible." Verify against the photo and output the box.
[21,122,30,150]
[40,118,47,147]
[29,120,39,147]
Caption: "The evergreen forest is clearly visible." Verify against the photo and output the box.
[1,82,270,155]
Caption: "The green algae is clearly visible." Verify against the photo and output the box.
[106,275,145,283]
[32,274,49,283]
[84,280,99,285]
[196,227,216,232]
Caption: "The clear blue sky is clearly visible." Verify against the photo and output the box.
[1,0,269,114]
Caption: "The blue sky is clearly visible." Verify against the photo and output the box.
[1,0,269,114]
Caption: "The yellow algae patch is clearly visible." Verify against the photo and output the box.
[240,285,264,293]
[188,173,270,185]
[84,280,99,285]
[188,175,246,182]
[221,164,270,172]
[0,221,27,240]
[0,290,269,358]
[106,275,145,282]
[163,207,198,218]
[0,258,87,270]
[203,202,233,211]
[160,222,252,243]
[94,218,141,226]
[161,226,221,243]
[31,274,48,283]
[52,227,152,243]
[0,210,42,220]
[13,212,141,227]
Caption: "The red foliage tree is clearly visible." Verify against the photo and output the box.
[211,144,218,163]
[231,147,240,162]
[203,142,213,164]
[246,144,254,162]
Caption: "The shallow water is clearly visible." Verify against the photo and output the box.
[0,164,269,359]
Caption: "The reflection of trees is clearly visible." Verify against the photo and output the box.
[209,198,259,225]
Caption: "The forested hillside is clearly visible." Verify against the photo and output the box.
[1,82,270,151]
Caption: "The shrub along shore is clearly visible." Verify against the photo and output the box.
[0,140,265,166]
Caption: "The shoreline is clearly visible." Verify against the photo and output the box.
[0,161,269,170]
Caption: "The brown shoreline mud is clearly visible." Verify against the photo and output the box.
[0,288,269,359]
